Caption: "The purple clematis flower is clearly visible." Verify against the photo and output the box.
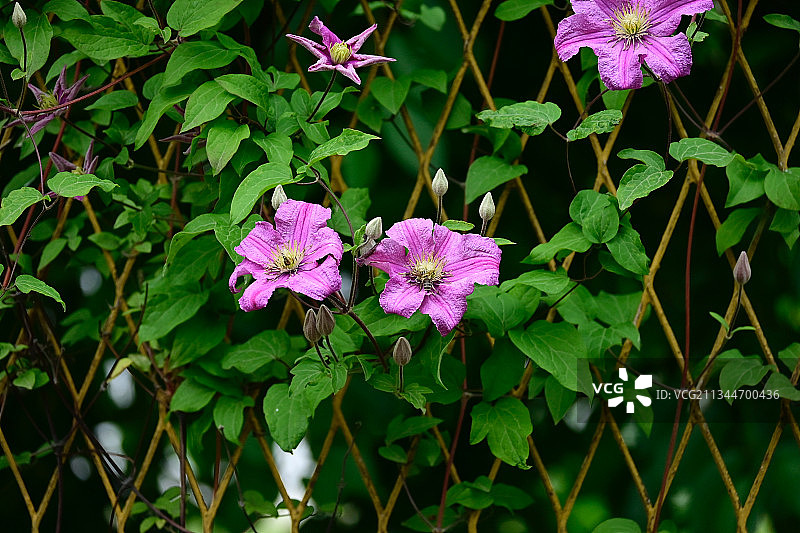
[286,16,396,85]
[554,0,714,90]
[362,219,501,335]
[48,140,99,201]
[9,66,88,135]
[229,199,344,311]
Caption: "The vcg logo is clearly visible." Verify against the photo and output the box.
[593,368,653,413]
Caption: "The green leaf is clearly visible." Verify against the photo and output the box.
[385,416,443,445]
[216,74,271,110]
[719,358,770,403]
[465,285,530,337]
[302,129,380,170]
[229,163,295,224]
[412,69,447,93]
[617,165,674,211]
[378,444,409,463]
[329,188,370,236]
[170,379,215,412]
[469,397,532,469]
[764,14,800,47]
[167,0,244,37]
[778,344,800,373]
[170,317,226,367]
[442,220,475,232]
[207,122,250,175]
[524,222,592,264]
[495,0,553,21]
[510,321,587,392]
[85,90,139,111]
[13,368,49,390]
[88,232,122,250]
[15,274,65,311]
[163,41,238,87]
[252,132,293,165]
[370,77,411,115]
[182,81,235,132]
[263,383,311,452]
[476,101,561,135]
[465,156,528,204]
[139,286,210,341]
[221,330,291,373]
[165,213,226,268]
[724,154,767,207]
[38,238,67,271]
[566,110,623,141]
[606,224,649,275]
[545,375,574,424]
[501,268,571,294]
[668,137,735,167]
[491,483,534,511]
[764,372,800,401]
[59,17,151,61]
[592,518,642,533]
[769,208,800,248]
[214,396,250,443]
[5,12,52,76]
[569,190,619,243]
[617,148,666,170]
[44,0,90,21]
[764,167,800,210]
[0,187,44,226]
[446,478,493,509]
[715,207,760,255]
[135,82,194,149]
[48,172,117,198]
[480,338,526,402]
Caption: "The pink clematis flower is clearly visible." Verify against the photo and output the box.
[229,200,344,311]
[554,0,714,90]
[362,219,501,335]
[286,16,396,85]
[9,66,88,135]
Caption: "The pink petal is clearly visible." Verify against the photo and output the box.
[650,0,716,35]
[344,24,377,53]
[385,219,436,259]
[436,231,501,287]
[348,53,396,69]
[418,282,473,335]
[234,221,283,266]
[335,64,361,84]
[362,239,410,277]
[229,258,265,293]
[597,42,645,90]
[309,16,342,49]
[554,14,615,62]
[379,276,426,318]
[274,200,332,250]
[237,277,281,311]
[642,33,692,84]
[308,60,336,73]
[286,34,329,61]
[572,0,627,21]
[284,255,342,300]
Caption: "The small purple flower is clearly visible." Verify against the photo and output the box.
[9,66,88,135]
[363,219,501,335]
[229,200,344,311]
[48,140,99,201]
[286,16,396,85]
[554,0,714,90]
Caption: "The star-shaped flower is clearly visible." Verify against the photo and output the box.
[554,0,714,90]
[362,219,501,335]
[9,66,88,135]
[286,16,396,85]
[229,200,344,311]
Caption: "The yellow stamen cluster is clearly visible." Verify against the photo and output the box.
[329,42,352,64]
[38,93,59,109]
[610,2,652,49]
[266,241,306,275]
[406,253,449,293]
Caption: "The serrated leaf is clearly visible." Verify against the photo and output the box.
[465,156,528,204]
[48,172,117,198]
[15,274,65,311]
[617,165,674,210]
[566,110,622,141]
[669,137,734,167]
[229,163,295,224]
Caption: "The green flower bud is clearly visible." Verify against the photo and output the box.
[271,185,288,210]
[12,3,26,29]
[432,168,448,197]
[365,217,383,240]
[329,42,352,65]
[316,304,335,337]
[393,336,412,367]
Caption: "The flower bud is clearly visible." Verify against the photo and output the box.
[12,3,26,29]
[478,192,495,222]
[734,251,751,285]
[316,304,335,337]
[392,336,412,367]
[271,185,288,210]
[365,217,383,240]
[303,309,321,344]
[432,168,448,197]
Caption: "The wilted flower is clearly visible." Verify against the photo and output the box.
[229,200,344,311]
[362,219,501,335]
[9,66,88,135]
[554,0,714,90]
[286,16,396,85]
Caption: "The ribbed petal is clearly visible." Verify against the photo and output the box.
[348,53,396,69]
[286,34,330,61]
[63,74,88,102]
[572,0,629,22]
[642,33,692,84]
[27,83,47,103]
[554,14,615,62]
[308,60,336,73]
[49,152,76,173]
[229,258,266,293]
[379,276,426,318]
[285,255,342,300]
[27,117,54,135]
[418,281,473,335]
[597,42,645,90]
[274,200,341,262]
[237,277,281,311]
[335,64,361,84]
[344,24,377,53]
[650,0,715,35]
[436,232,501,286]
[362,239,409,277]
[385,218,435,259]
[234,221,283,266]
[309,16,342,49]
[52,66,68,97]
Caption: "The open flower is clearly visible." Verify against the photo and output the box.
[554,0,714,90]
[9,66,88,134]
[286,16,396,84]
[362,219,501,335]
[229,200,343,311]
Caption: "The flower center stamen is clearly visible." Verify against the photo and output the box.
[38,93,59,109]
[267,241,306,276]
[609,2,652,49]
[406,252,449,294]
[329,42,352,64]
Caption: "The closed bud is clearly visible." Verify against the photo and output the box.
[734,251,751,285]
[365,217,383,240]
[392,336,412,367]
[303,309,321,344]
[478,192,495,222]
[432,168,448,197]
[316,304,335,337]
[271,185,288,210]
[12,3,26,29]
